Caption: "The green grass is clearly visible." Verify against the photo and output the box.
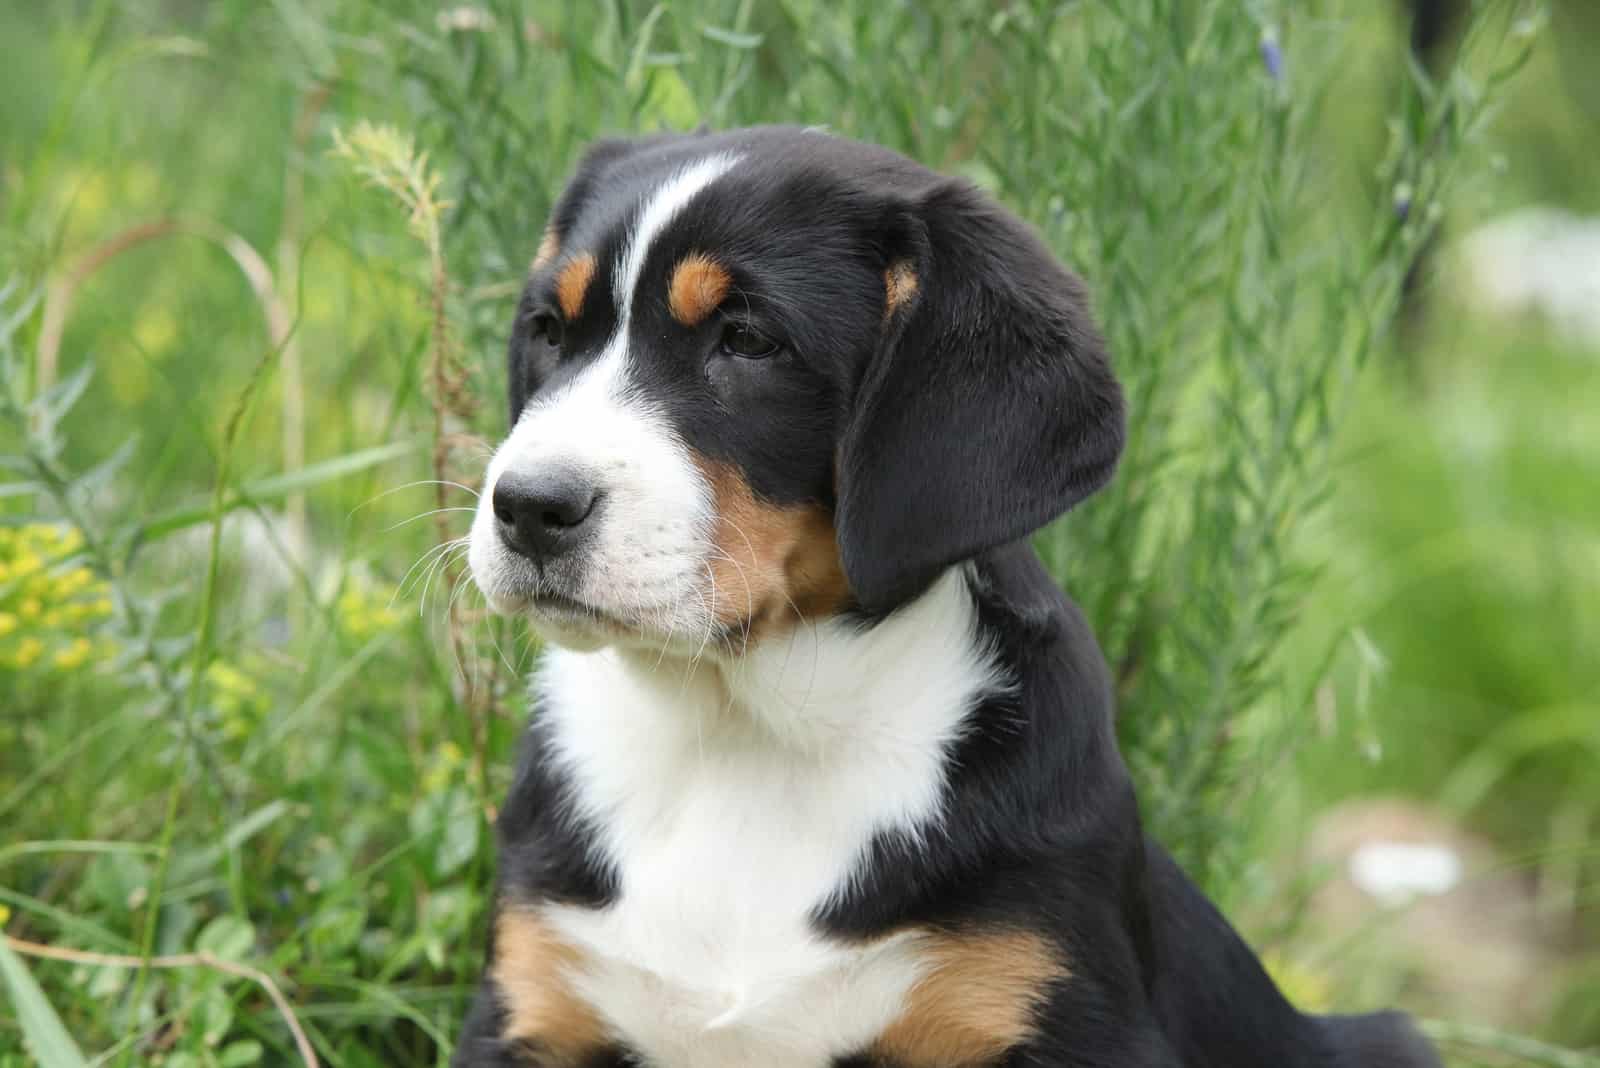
[2,0,1595,1064]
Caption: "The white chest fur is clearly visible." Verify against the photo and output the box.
[532,570,1004,1068]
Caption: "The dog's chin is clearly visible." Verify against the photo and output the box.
[471,548,722,656]
[523,593,634,652]
[479,583,680,655]
[525,612,613,653]
[478,584,626,648]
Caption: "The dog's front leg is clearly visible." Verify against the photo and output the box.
[451,979,632,1068]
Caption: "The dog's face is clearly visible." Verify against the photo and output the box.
[468,127,1124,654]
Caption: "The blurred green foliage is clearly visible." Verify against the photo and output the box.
[0,0,1593,1064]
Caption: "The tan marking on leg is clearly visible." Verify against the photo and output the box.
[668,252,733,327]
[555,253,597,321]
[692,455,850,639]
[872,928,1066,1068]
[531,228,561,271]
[491,908,608,1061]
[884,260,919,319]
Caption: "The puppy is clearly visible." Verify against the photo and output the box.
[456,126,1440,1068]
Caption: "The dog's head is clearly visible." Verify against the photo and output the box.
[468,127,1123,653]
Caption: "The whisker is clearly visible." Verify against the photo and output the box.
[382,506,478,534]
[349,479,480,521]
[392,536,469,608]
[709,517,818,710]
[653,572,691,670]
[486,613,527,677]
[418,540,471,619]
[444,568,481,686]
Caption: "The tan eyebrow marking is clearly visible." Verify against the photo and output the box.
[884,260,919,319]
[530,227,560,271]
[872,927,1067,1068]
[668,252,733,328]
[555,253,597,321]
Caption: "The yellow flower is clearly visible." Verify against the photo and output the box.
[132,305,179,356]
[0,614,15,637]
[57,167,112,239]
[60,567,95,593]
[19,598,42,619]
[0,903,10,926]
[207,661,258,697]
[11,552,42,578]
[106,353,152,404]
[338,583,403,638]
[53,637,93,670]
[12,637,45,668]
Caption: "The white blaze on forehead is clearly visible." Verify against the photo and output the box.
[468,153,745,635]
[610,152,741,334]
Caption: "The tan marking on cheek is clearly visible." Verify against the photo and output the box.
[692,455,851,637]
[884,260,919,318]
[491,908,608,1060]
[668,252,732,327]
[872,929,1066,1068]
[555,253,597,321]
[531,228,560,271]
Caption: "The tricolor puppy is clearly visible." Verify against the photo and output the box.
[458,127,1439,1068]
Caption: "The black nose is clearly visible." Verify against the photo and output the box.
[491,469,598,561]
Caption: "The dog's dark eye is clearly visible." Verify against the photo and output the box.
[720,323,778,359]
[531,314,563,349]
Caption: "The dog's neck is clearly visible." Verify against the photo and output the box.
[536,567,1007,759]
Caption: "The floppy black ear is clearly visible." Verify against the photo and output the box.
[836,180,1125,612]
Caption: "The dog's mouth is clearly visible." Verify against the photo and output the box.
[528,590,618,626]
[477,571,623,628]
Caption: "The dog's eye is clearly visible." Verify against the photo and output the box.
[720,323,778,359]
[531,314,563,349]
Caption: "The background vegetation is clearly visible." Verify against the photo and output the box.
[1,0,1595,1064]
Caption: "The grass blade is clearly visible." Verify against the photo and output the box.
[0,937,89,1068]
[138,439,424,541]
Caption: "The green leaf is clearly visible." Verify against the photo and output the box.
[83,852,152,913]
[308,905,366,957]
[638,68,700,130]
[191,982,235,1047]
[699,24,763,49]
[222,800,291,853]
[169,801,293,886]
[195,915,254,962]
[410,787,481,879]
[218,1040,264,1067]
[72,436,139,496]
[0,938,88,1068]
[138,439,424,542]
[32,363,93,427]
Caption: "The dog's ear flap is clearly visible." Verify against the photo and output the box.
[836,181,1125,612]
